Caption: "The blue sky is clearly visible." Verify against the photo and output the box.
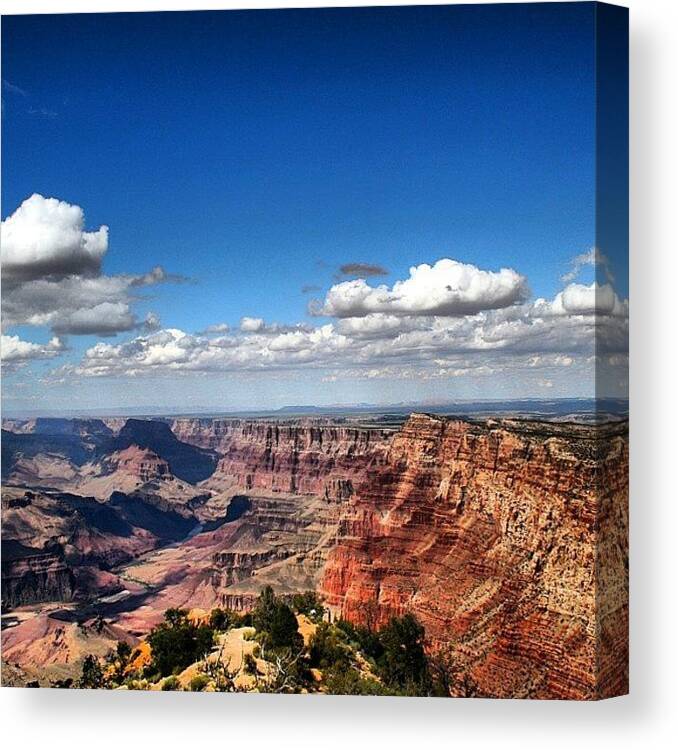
[1,4,628,414]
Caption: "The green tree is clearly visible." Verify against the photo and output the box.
[116,641,132,661]
[336,619,383,661]
[147,609,215,677]
[309,623,351,670]
[291,591,325,622]
[377,614,431,694]
[209,607,239,631]
[79,654,104,689]
[268,601,302,650]
[253,586,302,650]
[252,585,277,633]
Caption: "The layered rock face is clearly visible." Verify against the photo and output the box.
[196,420,394,498]
[111,419,218,483]
[86,445,173,484]
[1,486,198,602]
[321,414,629,700]
[1,540,76,608]
[111,491,342,634]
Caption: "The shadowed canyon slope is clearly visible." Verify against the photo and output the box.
[1,412,628,698]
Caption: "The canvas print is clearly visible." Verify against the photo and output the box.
[0,3,628,699]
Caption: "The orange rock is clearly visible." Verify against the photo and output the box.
[126,641,151,674]
[321,414,629,701]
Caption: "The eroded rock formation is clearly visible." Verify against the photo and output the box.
[321,414,629,700]
[197,420,394,498]
[1,412,628,699]
[1,540,76,608]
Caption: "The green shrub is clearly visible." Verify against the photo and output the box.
[161,676,180,691]
[253,586,303,651]
[116,641,132,661]
[324,665,390,696]
[147,608,215,677]
[377,614,431,694]
[209,607,241,631]
[291,591,325,622]
[336,619,383,661]
[189,674,210,692]
[309,623,351,670]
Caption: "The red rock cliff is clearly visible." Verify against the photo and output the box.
[185,419,395,499]
[321,413,628,700]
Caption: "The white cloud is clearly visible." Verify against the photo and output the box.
[1,194,108,281]
[200,322,230,335]
[32,245,626,390]
[52,302,137,335]
[551,282,627,317]
[142,312,161,332]
[240,316,265,332]
[561,247,615,284]
[1,334,65,364]
[336,314,428,340]
[238,317,314,335]
[1,195,182,338]
[59,275,628,381]
[315,258,528,318]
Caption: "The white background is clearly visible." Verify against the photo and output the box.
[1,0,676,748]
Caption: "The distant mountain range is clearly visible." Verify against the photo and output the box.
[2,397,628,420]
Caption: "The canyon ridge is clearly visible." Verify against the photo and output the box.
[1,407,628,699]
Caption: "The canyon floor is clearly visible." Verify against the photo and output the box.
[1,406,628,698]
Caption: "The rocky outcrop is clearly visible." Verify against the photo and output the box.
[321,414,629,700]
[1,419,114,481]
[111,419,218,483]
[1,541,75,608]
[197,420,394,498]
[94,445,173,482]
[209,493,340,594]
[75,444,198,501]
[1,486,199,596]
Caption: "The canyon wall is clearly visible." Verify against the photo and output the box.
[321,414,629,700]
[180,419,395,499]
[2,413,628,699]
[2,540,76,608]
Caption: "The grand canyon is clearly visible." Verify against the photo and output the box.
[0,406,629,698]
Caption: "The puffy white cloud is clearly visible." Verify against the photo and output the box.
[51,302,137,336]
[238,317,314,335]
[2,273,158,336]
[1,194,108,281]
[60,278,627,381]
[1,195,182,338]
[336,314,428,340]
[550,282,627,317]
[142,312,161,332]
[40,247,628,389]
[240,316,265,332]
[1,334,65,364]
[315,259,528,318]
